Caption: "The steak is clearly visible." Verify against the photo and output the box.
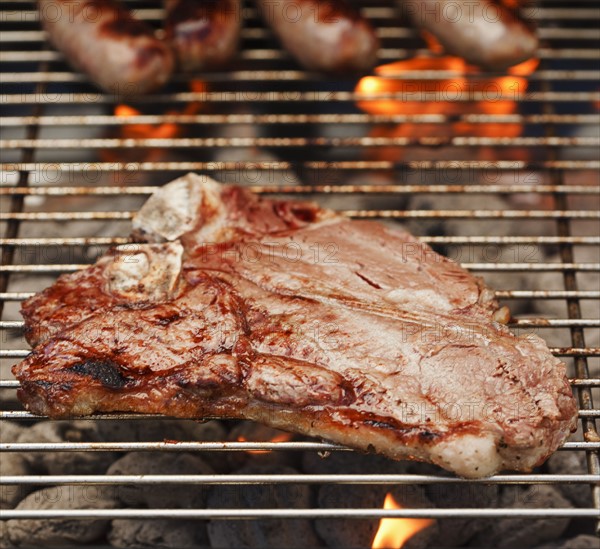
[13,173,578,478]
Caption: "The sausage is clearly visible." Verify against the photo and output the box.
[164,0,241,72]
[38,0,174,95]
[255,0,379,73]
[403,0,538,70]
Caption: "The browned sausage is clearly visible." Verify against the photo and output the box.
[39,0,174,95]
[255,0,379,73]
[163,0,241,72]
[403,0,538,70]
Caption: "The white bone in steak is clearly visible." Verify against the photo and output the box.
[13,174,577,478]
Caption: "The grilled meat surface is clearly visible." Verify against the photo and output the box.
[14,174,577,478]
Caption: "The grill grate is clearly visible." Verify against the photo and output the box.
[1,0,599,538]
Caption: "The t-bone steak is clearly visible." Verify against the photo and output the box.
[13,174,578,478]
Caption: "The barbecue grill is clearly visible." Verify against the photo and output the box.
[1,1,599,547]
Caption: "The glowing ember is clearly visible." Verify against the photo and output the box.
[371,493,434,549]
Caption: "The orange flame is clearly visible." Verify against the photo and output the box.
[114,104,179,140]
[356,56,539,163]
[508,57,540,77]
[356,56,538,121]
[237,432,292,454]
[101,80,208,163]
[356,57,467,117]
[113,79,208,140]
[420,30,444,55]
[371,493,434,549]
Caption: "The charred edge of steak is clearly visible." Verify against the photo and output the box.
[68,359,130,389]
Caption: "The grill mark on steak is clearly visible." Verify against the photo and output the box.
[12,174,578,479]
[354,271,383,290]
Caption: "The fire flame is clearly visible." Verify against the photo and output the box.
[371,493,434,549]
[114,104,179,140]
[356,56,539,122]
[102,80,208,163]
[355,56,539,162]
[237,432,292,454]
[356,56,468,117]
[113,79,208,140]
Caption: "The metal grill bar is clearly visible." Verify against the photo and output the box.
[3,348,599,359]
[2,264,599,275]
[2,210,599,221]
[2,113,600,125]
[3,71,600,85]
[2,410,599,421]
[1,318,598,331]
[0,237,130,245]
[4,290,599,302]
[3,236,599,246]
[3,48,600,64]
[2,4,599,22]
[571,380,600,387]
[539,46,600,532]
[3,379,599,389]
[2,474,598,486]
[0,56,47,320]
[1,508,597,521]
[3,374,599,386]
[3,137,599,149]
[3,90,599,105]
[2,182,599,194]
[1,441,598,452]
[3,27,600,43]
